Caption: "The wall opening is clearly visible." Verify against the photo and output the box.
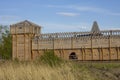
[69,52,78,60]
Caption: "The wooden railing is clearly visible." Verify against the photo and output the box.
[34,30,120,40]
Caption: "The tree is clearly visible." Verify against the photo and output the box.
[0,25,12,59]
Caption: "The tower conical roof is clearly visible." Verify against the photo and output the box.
[91,21,100,33]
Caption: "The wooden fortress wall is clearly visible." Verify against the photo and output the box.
[32,31,120,60]
[10,20,120,61]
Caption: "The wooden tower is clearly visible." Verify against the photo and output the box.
[10,20,41,60]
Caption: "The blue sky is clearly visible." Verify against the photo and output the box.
[0,0,120,33]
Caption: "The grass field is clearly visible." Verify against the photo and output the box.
[0,61,120,80]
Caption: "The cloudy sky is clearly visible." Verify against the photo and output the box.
[0,0,120,33]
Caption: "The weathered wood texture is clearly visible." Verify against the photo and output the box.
[10,20,120,61]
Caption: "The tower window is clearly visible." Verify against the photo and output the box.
[19,27,22,29]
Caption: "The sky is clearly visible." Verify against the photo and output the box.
[0,0,120,33]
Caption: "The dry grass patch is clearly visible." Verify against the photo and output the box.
[1,61,120,80]
[0,61,95,80]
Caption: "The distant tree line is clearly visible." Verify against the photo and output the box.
[0,25,12,59]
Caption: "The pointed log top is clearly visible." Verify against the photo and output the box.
[91,21,100,33]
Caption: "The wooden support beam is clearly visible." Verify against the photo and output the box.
[15,24,17,59]
[83,47,86,60]
[109,47,111,60]
[81,47,84,61]
[37,39,39,60]
[31,51,33,60]
[91,36,93,60]
[24,25,25,60]
[116,46,119,60]
[62,49,65,59]
[109,36,111,60]
[24,34,25,60]
[53,38,55,54]
[98,47,100,60]
[101,47,103,60]
[59,50,62,58]
[71,37,73,49]
[30,34,33,60]
[116,48,119,61]
[15,34,18,58]
[38,40,40,54]
[91,48,93,60]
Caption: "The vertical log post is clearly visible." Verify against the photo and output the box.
[116,46,119,60]
[71,37,73,49]
[84,47,86,60]
[117,46,119,60]
[81,47,84,61]
[101,47,103,60]
[91,35,93,60]
[109,31,112,60]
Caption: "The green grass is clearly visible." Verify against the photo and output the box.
[36,50,63,67]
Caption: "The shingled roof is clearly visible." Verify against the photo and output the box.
[91,21,100,33]
[11,20,41,27]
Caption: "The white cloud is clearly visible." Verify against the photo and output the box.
[75,6,120,16]
[47,5,120,16]
[74,6,106,13]
[56,12,79,17]
[47,5,105,12]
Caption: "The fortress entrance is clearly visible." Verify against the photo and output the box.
[69,52,78,60]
